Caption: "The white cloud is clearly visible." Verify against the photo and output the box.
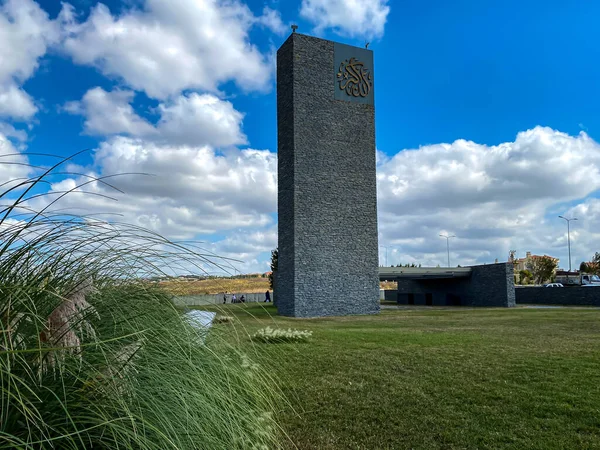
[155,93,246,147]
[377,127,600,267]
[64,87,156,136]
[24,125,600,273]
[0,131,33,192]
[0,122,27,142]
[66,87,246,147]
[0,0,70,120]
[256,6,286,35]
[209,226,278,274]
[32,137,277,243]
[559,199,600,265]
[62,0,276,99]
[378,128,600,214]
[0,0,59,84]
[300,0,390,39]
[0,85,37,120]
[569,199,600,225]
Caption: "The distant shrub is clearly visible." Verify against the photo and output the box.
[252,326,313,343]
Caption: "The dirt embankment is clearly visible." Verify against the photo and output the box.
[160,277,270,295]
[161,277,398,295]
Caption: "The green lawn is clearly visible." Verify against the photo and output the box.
[203,304,600,449]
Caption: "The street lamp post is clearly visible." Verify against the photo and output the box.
[558,215,578,272]
[439,234,456,267]
[379,245,389,267]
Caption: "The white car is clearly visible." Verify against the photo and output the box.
[544,283,564,288]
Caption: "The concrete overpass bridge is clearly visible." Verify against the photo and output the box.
[379,267,472,281]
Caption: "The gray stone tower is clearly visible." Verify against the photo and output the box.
[276,33,380,317]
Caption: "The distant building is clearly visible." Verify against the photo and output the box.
[512,251,559,283]
[382,264,516,307]
[513,251,559,272]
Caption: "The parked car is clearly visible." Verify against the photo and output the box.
[544,283,564,288]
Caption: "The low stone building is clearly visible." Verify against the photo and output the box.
[381,263,515,307]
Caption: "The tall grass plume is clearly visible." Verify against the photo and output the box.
[0,155,282,449]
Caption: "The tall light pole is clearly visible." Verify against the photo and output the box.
[379,245,389,266]
[558,215,577,272]
[439,234,456,267]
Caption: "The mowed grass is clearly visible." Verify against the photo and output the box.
[203,304,600,449]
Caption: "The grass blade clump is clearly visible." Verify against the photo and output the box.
[0,157,281,449]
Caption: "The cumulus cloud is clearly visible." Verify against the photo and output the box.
[256,6,287,35]
[378,128,600,214]
[65,87,247,147]
[61,0,277,99]
[377,127,600,267]
[0,0,59,83]
[0,122,27,142]
[0,85,37,120]
[0,131,33,191]
[155,93,247,147]
[31,137,277,242]
[210,226,278,274]
[0,0,71,120]
[557,199,600,263]
[23,124,600,273]
[300,0,390,39]
[63,87,156,136]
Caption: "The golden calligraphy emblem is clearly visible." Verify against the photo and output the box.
[337,57,372,98]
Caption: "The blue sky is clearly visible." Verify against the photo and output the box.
[2,0,600,273]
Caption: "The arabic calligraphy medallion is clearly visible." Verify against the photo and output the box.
[336,57,373,98]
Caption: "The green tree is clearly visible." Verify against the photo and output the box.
[268,248,278,290]
[578,253,600,275]
[591,252,600,274]
[527,256,558,285]
[519,269,533,285]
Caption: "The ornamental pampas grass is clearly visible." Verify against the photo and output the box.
[0,155,282,449]
[252,326,313,343]
[214,315,235,324]
[39,278,98,371]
